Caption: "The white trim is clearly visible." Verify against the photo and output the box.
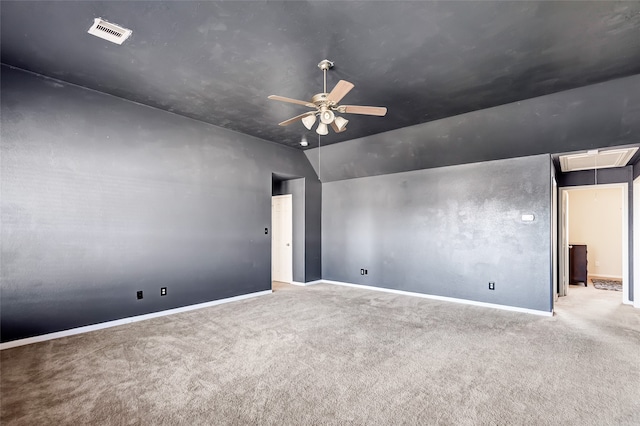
[622,183,630,304]
[291,280,323,286]
[0,290,272,350]
[635,175,640,309]
[589,274,623,279]
[321,280,553,317]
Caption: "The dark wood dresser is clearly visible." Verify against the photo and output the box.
[569,244,588,286]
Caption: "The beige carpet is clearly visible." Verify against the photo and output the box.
[2,282,639,425]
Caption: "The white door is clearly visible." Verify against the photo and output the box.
[272,194,293,283]
[559,190,570,297]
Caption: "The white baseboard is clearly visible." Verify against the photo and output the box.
[321,280,553,317]
[0,290,272,350]
[589,274,623,279]
[291,280,323,287]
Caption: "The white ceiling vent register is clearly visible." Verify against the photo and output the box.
[559,147,638,172]
[88,18,132,45]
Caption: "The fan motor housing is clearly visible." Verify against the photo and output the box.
[312,93,337,108]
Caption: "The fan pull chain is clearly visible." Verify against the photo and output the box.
[318,134,321,181]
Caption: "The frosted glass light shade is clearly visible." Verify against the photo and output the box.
[333,116,348,132]
[316,122,328,135]
[302,114,316,130]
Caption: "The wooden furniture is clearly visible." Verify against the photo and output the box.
[569,244,588,286]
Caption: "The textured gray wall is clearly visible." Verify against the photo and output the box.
[322,154,552,312]
[272,178,306,282]
[1,66,320,342]
[305,74,640,182]
[304,178,322,282]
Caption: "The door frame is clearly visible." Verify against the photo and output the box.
[559,183,630,304]
[552,176,558,304]
[634,176,640,308]
[558,189,569,297]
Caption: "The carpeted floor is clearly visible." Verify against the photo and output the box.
[1,282,639,425]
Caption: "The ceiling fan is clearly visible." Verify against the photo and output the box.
[268,60,387,135]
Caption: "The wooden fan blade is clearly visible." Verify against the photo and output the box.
[340,105,387,116]
[327,80,354,103]
[278,112,315,127]
[268,95,315,108]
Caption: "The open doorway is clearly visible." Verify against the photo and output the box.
[559,183,629,304]
[271,174,307,290]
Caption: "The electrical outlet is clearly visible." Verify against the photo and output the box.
[489,282,495,290]
[160,287,167,296]
[137,290,143,300]
[364,269,368,275]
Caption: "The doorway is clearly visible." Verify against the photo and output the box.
[272,194,293,284]
[558,183,629,304]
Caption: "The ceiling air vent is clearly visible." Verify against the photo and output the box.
[88,18,132,45]
[559,147,638,172]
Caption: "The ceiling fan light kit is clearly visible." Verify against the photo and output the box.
[268,59,387,136]
[320,108,335,124]
[333,116,349,132]
[301,114,316,130]
[316,122,329,136]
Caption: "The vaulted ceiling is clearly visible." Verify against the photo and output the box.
[2,1,640,150]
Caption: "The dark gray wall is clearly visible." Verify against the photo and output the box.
[304,177,322,282]
[559,166,634,301]
[272,177,306,282]
[305,74,640,182]
[322,154,552,312]
[0,66,320,343]
[559,167,633,188]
